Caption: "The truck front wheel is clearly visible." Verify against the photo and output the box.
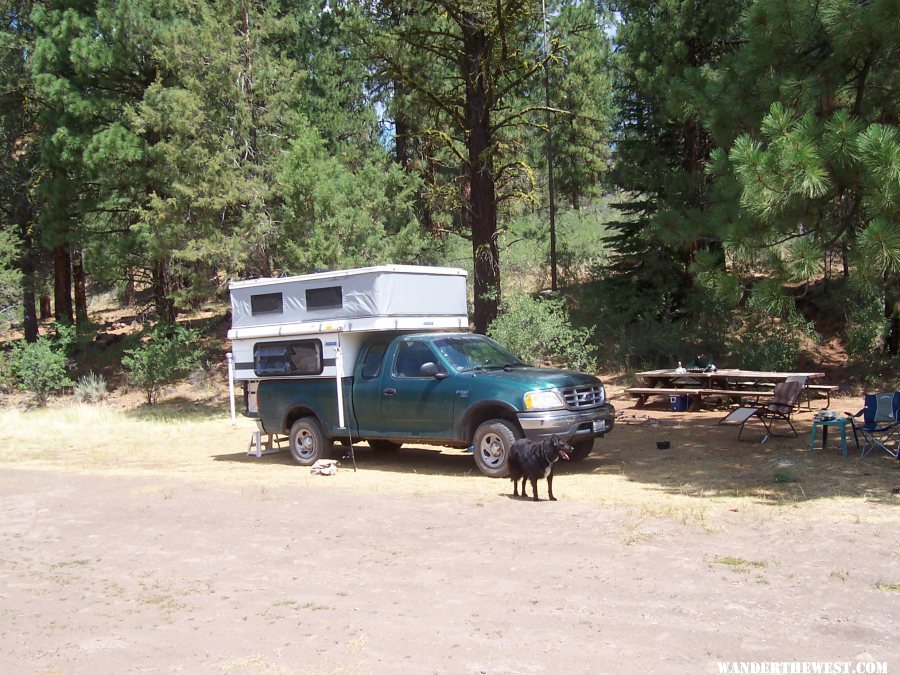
[289,417,332,466]
[568,439,594,461]
[472,419,521,478]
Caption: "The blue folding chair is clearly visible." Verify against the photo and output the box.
[845,392,900,459]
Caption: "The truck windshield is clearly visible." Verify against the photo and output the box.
[433,335,527,372]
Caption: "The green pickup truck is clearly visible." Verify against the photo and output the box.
[252,331,615,477]
[229,265,615,477]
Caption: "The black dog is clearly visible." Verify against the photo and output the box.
[508,436,572,501]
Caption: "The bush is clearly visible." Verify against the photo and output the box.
[728,311,804,371]
[844,295,890,361]
[488,292,597,372]
[607,320,691,371]
[188,360,217,393]
[121,324,204,405]
[0,348,14,394]
[73,371,108,404]
[11,324,76,405]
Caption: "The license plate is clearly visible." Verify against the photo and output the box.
[592,419,607,433]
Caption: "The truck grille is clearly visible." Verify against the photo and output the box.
[562,384,605,409]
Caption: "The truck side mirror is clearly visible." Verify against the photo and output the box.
[420,362,448,379]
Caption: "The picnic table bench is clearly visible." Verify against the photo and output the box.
[804,384,839,407]
[625,387,769,411]
[712,382,839,407]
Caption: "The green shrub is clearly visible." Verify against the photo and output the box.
[73,371,108,404]
[728,312,803,371]
[488,292,598,372]
[573,266,719,370]
[12,324,76,405]
[121,324,204,405]
[0,348,14,393]
[604,320,688,371]
[844,295,890,361]
[188,360,217,393]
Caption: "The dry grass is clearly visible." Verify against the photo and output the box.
[1,392,898,529]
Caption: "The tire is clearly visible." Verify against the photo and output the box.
[368,440,403,452]
[472,419,522,478]
[568,439,594,461]
[288,417,332,466]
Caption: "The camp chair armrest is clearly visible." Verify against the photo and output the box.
[845,409,865,418]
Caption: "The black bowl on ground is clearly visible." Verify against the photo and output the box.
[656,440,671,449]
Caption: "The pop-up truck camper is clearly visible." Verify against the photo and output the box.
[228,265,614,477]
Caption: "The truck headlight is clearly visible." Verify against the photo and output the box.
[524,389,565,411]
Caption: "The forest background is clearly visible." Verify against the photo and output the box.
[0,0,897,403]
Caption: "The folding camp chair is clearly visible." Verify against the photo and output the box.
[845,392,900,459]
[719,378,806,443]
[782,374,809,412]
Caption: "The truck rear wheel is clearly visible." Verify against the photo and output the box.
[472,419,521,478]
[289,417,332,466]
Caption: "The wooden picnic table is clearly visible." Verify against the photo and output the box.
[626,369,833,410]
[635,368,825,388]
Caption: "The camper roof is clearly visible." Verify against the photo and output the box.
[228,265,469,338]
[228,264,466,290]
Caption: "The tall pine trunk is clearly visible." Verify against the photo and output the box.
[153,259,176,324]
[238,0,273,279]
[19,229,38,342]
[394,106,410,169]
[123,269,136,306]
[40,295,52,320]
[422,151,439,237]
[462,16,499,334]
[72,247,88,326]
[53,243,73,324]
[13,190,39,341]
[885,276,899,356]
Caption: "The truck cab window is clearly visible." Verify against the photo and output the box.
[360,343,388,380]
[394,341,442,378]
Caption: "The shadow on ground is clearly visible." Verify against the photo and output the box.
[211,404,900,506]
[593,402,900,506]
[213,442,482,476]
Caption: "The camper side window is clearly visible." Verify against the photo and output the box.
[250,292,283,315]
[253,340,322,376]
[306,286,342,310]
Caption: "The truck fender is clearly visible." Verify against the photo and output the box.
[459,400,522,442]
[282,406,326,437]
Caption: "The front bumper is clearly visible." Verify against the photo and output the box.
[517,403,615,441]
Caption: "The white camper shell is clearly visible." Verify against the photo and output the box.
[227,265,469,383]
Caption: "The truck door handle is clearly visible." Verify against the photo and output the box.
[382,388,397,397]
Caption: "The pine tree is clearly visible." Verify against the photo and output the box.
[540,1,614,210]
[0,0,40,339]
[705,0,899,354]
[26,0,430,323]
[30,0,169,319]
[362,0,556,333]
[605,0,747,324]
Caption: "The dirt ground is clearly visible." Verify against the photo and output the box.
[0,389,898,674]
